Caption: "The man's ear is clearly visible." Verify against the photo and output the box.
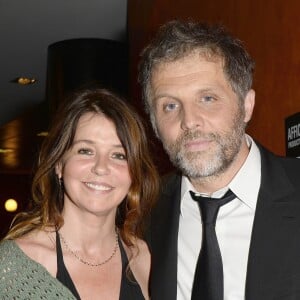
[244,89,255,123]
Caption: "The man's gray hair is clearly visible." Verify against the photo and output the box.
[138,20,255,115]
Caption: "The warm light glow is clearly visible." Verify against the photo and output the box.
[37,131,48,137]
[16,77,37,85]
[4,198,18,212]
[0,149,13,153]
[1,119,21,168]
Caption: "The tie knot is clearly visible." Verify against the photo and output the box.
[190,189,236,224]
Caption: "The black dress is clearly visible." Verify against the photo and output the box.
[55,232,145,300]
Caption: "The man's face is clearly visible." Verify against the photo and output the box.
[150,52,254,180]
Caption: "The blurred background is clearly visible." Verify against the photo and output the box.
[0,0,127,237]
[1,0,300,238]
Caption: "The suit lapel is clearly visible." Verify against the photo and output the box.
[150,173,181,300]
[245,148,298,299]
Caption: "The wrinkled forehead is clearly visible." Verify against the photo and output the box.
[155,46,222,66]
[151,48,224,80]
[149,49,225,90]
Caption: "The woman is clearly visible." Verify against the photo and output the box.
[0,88,159,299]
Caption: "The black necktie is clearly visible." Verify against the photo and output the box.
[189,189,236,300]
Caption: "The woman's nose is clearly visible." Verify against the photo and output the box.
[91,157,110,176]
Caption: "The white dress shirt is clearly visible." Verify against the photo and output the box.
[177,135,261,300]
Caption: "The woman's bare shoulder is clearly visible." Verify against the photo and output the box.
[15,229,57,275]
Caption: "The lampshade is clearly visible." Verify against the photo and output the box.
[46,38,128,114]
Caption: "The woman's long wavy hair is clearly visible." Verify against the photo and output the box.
[4,88,159,246]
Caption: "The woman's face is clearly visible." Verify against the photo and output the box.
[56,112,132,217]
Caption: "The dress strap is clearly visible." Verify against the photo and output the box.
[56,231,81,299]
[118,236,145,300]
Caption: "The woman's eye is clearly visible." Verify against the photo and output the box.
[78,148,93,155]
[112,153,127,160]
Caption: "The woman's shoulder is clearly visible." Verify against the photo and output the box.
[0,237,76,299]
[15,229,58,273]
[0,239,14,254]
[0,230,58,269]
[0,239,26,265]
[0,238,43,276]
[0,235,51,276]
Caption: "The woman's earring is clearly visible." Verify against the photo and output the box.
[58,176,64,209]
[59,178,64,192]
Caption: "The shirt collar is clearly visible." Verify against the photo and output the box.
[228,135,261,210]
[181,134,261,213]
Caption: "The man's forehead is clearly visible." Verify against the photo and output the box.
[152,49,223,73]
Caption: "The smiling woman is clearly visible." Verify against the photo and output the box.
[0,88,159,300]
[56,112,132,218]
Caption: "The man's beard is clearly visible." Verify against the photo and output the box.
[161,111,246,179]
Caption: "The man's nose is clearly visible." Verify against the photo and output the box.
[180,105,204,131]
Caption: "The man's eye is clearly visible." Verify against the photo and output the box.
[202,96,215,102]
[112,153,127,160]
[163,103,178,111]
[78,148,93,155]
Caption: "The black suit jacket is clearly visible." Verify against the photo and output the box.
[148,145,300,300]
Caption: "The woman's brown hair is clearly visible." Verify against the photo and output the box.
[4,88,159,246]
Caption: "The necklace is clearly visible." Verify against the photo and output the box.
[58,229,119,267]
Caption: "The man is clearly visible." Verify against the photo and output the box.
[138,20,300,300]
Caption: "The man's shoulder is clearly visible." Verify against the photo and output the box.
[259,143,300,166]
[276,155,300,183]
[259,144,300,184]
[160,171,182,192]
[150,171,182,213]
